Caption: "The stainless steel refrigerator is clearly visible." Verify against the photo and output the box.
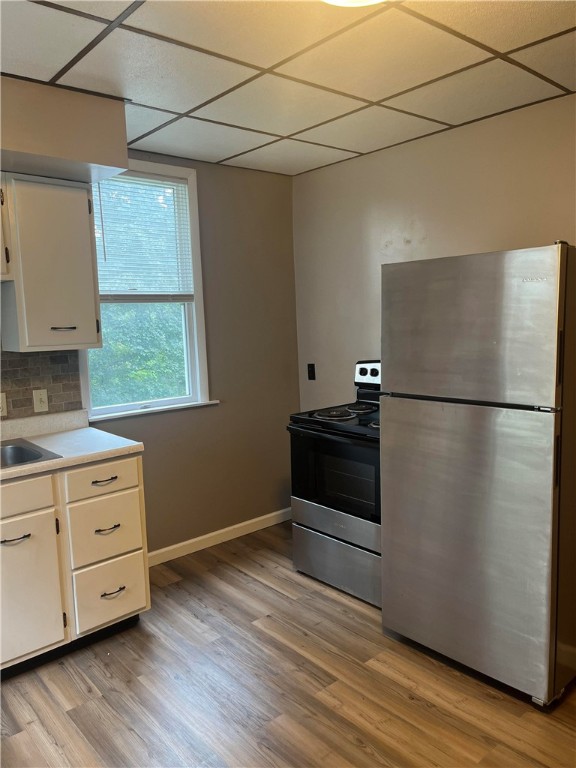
[380,242,575,706]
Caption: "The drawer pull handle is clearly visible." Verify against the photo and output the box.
[91,475,118,486]
[1,533,31,545]
[94,523,121,535]
[100,585,126,599]
[50,326,78,331]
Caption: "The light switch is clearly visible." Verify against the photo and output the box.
[33,389,48,413]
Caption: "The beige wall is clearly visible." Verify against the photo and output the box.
[98,152,299,552]
[292,96,576,410]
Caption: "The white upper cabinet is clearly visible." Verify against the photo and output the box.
[0,174,12,280]
[0,172,102,351]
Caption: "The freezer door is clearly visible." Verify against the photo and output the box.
[380,397,558,703]
[381,244,565,406]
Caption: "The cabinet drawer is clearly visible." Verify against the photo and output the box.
[65,457,138,502]
[68,488,143,569]
[73,550,147,635]
[0,475,53,519]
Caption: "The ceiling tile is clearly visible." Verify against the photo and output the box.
[404,1,576,52]
[125,0,376,69]
[194,74,362,136]
[58,28,257,113]
[295,106,446,153]
[384,59,565,125]
[510,31,576,91]
[124,104,176,142]
[223,139,357,175]
[49,2,134,21]
[130,116,275,162]
[276,8,489,101]
[0,0,105,81]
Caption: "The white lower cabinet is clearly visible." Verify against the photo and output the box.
[67,488,143,570]
[62,456,149,640]
[0,506,65,665]
[73,551,148,635]
[0,453,149,670]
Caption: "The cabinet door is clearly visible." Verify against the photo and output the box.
[1,508,65,664]
[0,175,11,280]
[8,175,100,348]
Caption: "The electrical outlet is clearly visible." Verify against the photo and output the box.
[33,389,49,413]
[0,393,6,417]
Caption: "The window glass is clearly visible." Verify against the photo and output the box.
[82,165,209,418]
[88,303,190,408]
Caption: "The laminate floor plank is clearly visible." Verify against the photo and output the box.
[0,690,22,738]
[208,542,319,601]
[367,655,574,766]
[146,583,221,645]
[2,673,104,767]
[2,522,574,768]
[1,729,51,768]
[67,693,180,768]
[35,658,102,712]
[147,562,182,587]
[209,637,419,768]
[317,680,490,767]
[137,667,280,768]
[249,525,292,558]
[370,638,530,715]
[263,713,360,768]
[263,707,400,768]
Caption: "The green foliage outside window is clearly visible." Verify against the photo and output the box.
[88,303,188,408]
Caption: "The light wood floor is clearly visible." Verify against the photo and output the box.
[2,522,575,767]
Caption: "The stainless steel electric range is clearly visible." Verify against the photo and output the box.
[288,361,382,607]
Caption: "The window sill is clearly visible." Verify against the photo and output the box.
[88,399,220,423]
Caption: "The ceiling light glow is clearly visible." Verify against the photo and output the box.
[323,0,386,6]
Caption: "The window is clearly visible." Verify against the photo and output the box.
[81,161,210,419]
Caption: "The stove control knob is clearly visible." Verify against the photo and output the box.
[359,367,368,376]
[370,367,379,377]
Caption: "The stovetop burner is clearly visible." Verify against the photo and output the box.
[290,402,381,440]
[347,402,378,415]
[314,407,356,421]
[289,361,382,441]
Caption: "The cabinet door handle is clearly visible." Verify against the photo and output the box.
[50,326,78,331]
[100,585,126,599]
[94,523,121,535]
[1,533,31,544]
[91,475,118,486]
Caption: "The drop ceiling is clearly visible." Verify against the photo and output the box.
[1,0,575,176]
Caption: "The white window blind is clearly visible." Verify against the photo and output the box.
[93,173,194,301]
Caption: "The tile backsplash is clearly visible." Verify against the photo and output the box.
[1,350,82,420]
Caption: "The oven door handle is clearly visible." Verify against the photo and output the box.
[287,424,377,447]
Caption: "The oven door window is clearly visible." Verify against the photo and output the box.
[290,430,379,523]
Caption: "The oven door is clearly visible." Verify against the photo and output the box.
[288,424,380,524]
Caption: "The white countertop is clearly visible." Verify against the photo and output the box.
[1,427,144,481]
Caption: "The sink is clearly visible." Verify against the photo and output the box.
[0,438,62,468]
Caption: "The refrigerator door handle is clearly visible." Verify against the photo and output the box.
[557,329,564,386]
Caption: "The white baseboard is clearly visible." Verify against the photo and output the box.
[147,508,292,567]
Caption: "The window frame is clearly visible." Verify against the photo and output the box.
[80,159,213,420]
